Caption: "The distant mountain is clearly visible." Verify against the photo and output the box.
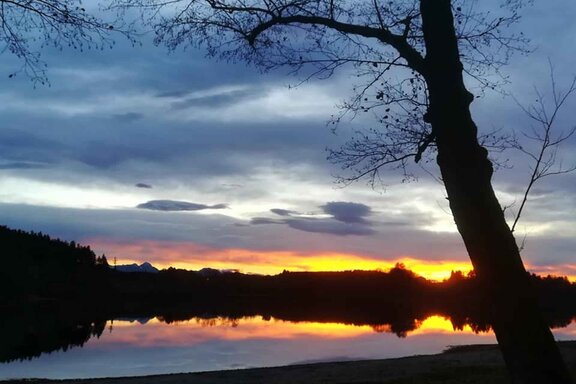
[116,262,159,273]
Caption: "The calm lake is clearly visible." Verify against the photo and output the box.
[1,314,575,380]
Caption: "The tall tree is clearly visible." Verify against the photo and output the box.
[111,1,572,382]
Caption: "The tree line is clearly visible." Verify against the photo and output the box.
[0,225,109,299]
[2,268,576,364]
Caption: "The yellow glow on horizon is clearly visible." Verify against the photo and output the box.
[396,258,474,281]
[91,240,476,281]
[410,315,475,335]
[104,241,473,281]
[91,239,576,282]
[162,251,391,276]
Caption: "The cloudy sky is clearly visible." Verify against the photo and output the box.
[0,1,574,280]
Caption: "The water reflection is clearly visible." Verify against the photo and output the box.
[106,314,480,346]
[1,298,575,380]
[0,312,497,380]
[0,306,480,364]
[0,303,107,364]
[3,305,576,380]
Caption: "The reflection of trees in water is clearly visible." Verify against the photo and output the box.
[0,302,107,363]
[192,317,240,328]
[3,271,576,363]
[147,300,568,339]
[370,317,421,338]
[2,300,575,364]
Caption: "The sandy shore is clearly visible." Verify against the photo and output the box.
[5,342,576,384]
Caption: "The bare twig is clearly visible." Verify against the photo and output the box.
[510,66,576,232]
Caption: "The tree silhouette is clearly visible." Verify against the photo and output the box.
[111,1,571,382]
[0,225,110,297]
[0,0,131,84]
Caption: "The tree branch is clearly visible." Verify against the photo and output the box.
[245,14,426,75]
[511,69,576,232]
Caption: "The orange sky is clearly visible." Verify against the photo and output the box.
[90,239,473,281]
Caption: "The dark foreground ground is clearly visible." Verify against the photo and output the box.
[5,342,576,384]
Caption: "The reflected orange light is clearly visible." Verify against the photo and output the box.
[88,239,474,281]
[103,316,374,347]
[102,314,489,348]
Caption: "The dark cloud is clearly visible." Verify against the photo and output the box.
[137,200,228,212]
[0,109,339,186]
[270,208,297,217]
[252,215,375,236]
[170,88,259,110]
[0,202,528,265]
[286,218,375,236]
[250,217,284,225]
[221,183,244,189]
[0,128,63,166]
[135,183,153,189]
[113,112,144,123]
[156,90,190,98]
[321,201,372,223]
[0,161,48,170]
[0,203,245,248]
[0,33,343,186]
[252,201,376,236]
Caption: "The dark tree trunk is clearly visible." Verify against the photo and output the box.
[419,1,572,383]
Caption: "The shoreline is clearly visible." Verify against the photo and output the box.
[5,342,576,384]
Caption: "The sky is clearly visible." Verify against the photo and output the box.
[0,0,575,280]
